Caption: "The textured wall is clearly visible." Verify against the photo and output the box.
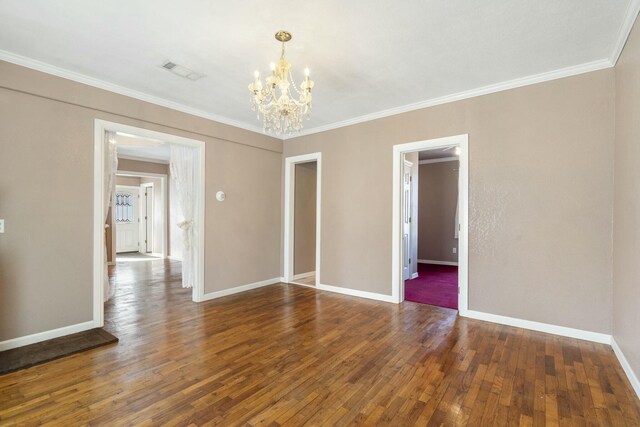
[418,161,459,263]
[0,61,282,342]
[613,16,640,384]
[284,69,615,334]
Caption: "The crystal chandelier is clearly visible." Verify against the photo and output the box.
[248,31,315,134]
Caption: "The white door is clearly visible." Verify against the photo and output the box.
[402,160,413,281]
[140,184,154,253]
[115,186,140,253]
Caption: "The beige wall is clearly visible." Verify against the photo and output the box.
[118,158,169,175]
[294,162,317,275]
[0,61,282,342]
[613,17,640,382]
[285,69,615,334]
[418,161,459,263]
[115,175,141,186]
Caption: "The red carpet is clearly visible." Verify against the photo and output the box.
[404,263,458,309]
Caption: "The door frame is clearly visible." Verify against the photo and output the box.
[402,159,414,283]
[115,171,168,259]
[93,119,206,328]
[114,184,142,253]
[392,134,469,314]
[283,152,322,285]
[139,181,154,253]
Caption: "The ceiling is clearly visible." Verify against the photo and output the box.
[419,148,459,161]
[115,133,171,163]
[0,1,636,138]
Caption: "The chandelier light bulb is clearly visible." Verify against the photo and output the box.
[270,62,276,71]
[304,68,310,77]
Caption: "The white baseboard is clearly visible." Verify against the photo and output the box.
[293,271,315,280]
[410,272,419,279]
[167,255,182,261]
[463,310,611,344]
[316,283,395,303]
[418,259,458,266]
[288,281,317,289]
[0,320,95,351]
[612,338,640,400]
[201,277,281,302]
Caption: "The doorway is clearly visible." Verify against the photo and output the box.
[93,119,206,329]
[392,135,468,314]
[284,153,322,287]
[110,170,168,261]
[405,149,460,309]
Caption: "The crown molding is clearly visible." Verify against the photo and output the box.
[0,46,622,143]
[0,49,266,136]
[610,0,640,65]
[285,58,613,139]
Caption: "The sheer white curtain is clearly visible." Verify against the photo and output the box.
[170,145,196,288]
[104,131,118,301]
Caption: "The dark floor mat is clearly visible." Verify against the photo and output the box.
[0,328,118,376]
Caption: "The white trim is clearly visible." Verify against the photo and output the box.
[0,49,266,136]
[167,255,182,261]
[201,277,281,301]
[117,170,168,258]
[610,0,640,65]
[316,283,396,303]
[417,259,459,266]
[283,153,322,288]
[0,50,616,143]
[410,272,419,279]
[392,134,469,313]
[285,60,612,139]
[288,281,317,289]
[293,271,316,280]
[94,119,206,329]
[118,154,169,164]
[463,310,612,344]
[418,157,459,165]
[611,338,640,399]
[0,321,95,351]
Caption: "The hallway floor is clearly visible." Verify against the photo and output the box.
[404,263,458,309]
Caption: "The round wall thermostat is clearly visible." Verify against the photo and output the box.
[216,191,226,202]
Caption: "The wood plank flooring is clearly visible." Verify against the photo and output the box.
[1,259,639,425]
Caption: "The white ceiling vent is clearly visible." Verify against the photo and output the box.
[161,60,205,81]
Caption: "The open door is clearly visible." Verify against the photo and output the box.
[140,183,154,253]
[402,160,413,281]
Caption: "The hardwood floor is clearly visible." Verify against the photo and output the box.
[291,274,316,287]
[1,259,639,425]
